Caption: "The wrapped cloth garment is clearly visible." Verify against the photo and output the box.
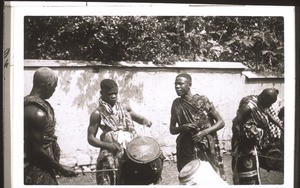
[96,98,137,185]
[265,97,283,140]
[24,95,60,185]
[171,94,226,181]
[231,95,278,185]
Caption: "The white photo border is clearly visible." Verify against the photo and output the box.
[4,2,296,188]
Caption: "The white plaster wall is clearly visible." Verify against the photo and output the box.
[24,67,284,165]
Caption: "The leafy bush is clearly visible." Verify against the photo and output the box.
[24,16,284,75]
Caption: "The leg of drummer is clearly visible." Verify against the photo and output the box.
[96,159,110,184]
[96,150,119,185]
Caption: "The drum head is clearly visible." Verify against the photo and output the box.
[178,159,201,183]
[126,136,161,164]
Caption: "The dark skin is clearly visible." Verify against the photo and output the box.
[258,89,283,130]
[125,105,152,127]
[169,76,225,142]
[232,91,283,139]
[25,79,77,177]
[87,87,152,153]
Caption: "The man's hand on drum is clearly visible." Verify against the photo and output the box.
[181,123,197,132]
[192,130,208,143]
[105,143,122,153]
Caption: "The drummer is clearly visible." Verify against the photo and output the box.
[169,73,226,180]
[87,79,152,185]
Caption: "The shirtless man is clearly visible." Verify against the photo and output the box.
[24,67,77,184]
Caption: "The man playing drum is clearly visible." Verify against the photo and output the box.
[87,79,153,185]
[231,88,283,184]
[169,73,226,181]
[24,67,77,184]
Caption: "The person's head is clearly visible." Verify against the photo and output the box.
[258,88,279,108]
[32,67,58,99]
[100,79,119,106]
[175,73,192,97]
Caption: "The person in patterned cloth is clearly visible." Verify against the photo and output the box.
[231,88,283,185]
[260,95,284,172]
[266,96,284,139]
[169,73,226,181]
[24,67,77,185]
[87,79,153,185]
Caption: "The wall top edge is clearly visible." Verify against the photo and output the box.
[242,71,284,79]
[24,59,247,70]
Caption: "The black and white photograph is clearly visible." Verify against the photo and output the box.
[3,2,296,187]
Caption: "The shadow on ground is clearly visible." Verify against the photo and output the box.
[58,154,284,185]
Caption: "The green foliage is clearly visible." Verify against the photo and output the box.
[24,16,284,75]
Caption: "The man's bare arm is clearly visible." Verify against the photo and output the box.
[25,105,76,177]
[124,105,152,127]
[169,114,196,135]
[206,107,225,134]
[193,107,225,143]
[87,110,119,152]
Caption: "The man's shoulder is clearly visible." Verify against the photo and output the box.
[172,97,182,103]
[193,94,209,99]
[240,95,258,105]
[237,101,252,116]
[170,98,181,109]
[192,94,211,104]
[24,105,47,123]
[90,108,101,120]
[24,95,48,115]
[24,95,41,102]
[91,107,101,115]
[24,95,50,111]
[240,95,257,101]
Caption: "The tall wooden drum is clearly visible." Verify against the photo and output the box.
[122,136,164,185]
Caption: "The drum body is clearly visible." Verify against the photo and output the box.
[258,133,284,172]
[122,136,164,185]
[178,159,227,186]
[259,146,284,172]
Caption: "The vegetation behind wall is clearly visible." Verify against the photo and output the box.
[24,16,284,75]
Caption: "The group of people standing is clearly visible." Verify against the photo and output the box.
[24,67,284,185]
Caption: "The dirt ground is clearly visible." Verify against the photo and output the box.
[57,153,284,185]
